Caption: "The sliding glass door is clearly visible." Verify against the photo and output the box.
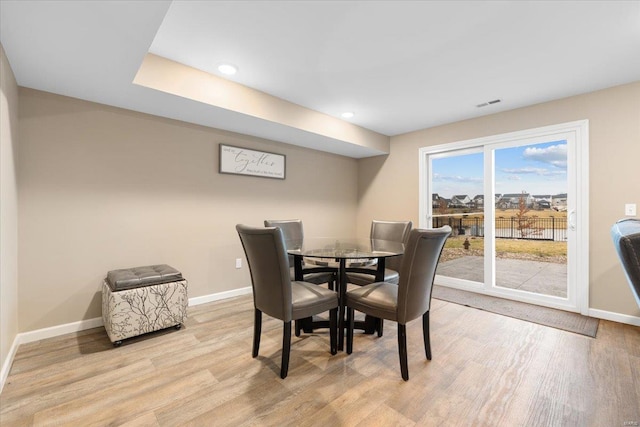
[493,140,568,299]
[429,148,485,287]
[419,121,588,314]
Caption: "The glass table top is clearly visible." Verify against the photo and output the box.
[286,237,404,260]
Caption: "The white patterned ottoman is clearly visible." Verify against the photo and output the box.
[102,264,188,346]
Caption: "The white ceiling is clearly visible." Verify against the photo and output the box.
[2,1,639,158]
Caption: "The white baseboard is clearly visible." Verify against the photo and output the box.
[18,317,105,345]
[188,286,252,306]
[0,335,21,394]
[0,286,253,393]
[588,308,640,327]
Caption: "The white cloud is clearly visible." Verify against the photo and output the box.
[433,173,483,183]
[522,144,567,169]
[503,167,544,174]
[502,167,565,176]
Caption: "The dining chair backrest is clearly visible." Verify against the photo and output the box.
[611,218,640,308]
[371,220,413,271]
[237,224,293,322]
[264,219,304,266]
[396,226,451,324]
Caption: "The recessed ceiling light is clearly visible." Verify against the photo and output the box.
[218,63,238,76]
[341,112,355,119]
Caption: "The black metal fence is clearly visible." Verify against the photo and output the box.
[433,216,567,241]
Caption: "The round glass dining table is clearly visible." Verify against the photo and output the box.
[287,237,404,351]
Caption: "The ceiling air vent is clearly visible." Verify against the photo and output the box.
[476,99,502,108]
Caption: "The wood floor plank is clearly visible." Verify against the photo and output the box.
[242,363,368,426]
[176,374,292,427]
[32,369,215,426]
[118,412,160,427]
[0,360,155,422]
[354,404,416,427]
[297,379,390,427]
[154,373,271,426]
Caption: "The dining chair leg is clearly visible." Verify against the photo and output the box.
[398,323,409,381]
[377,318,384,337]
[301,317,314,334]
[295,320,301,337]
[329,307,338,355]
[423,311,432,360]
[281,321,292,379]
[338,259,346,351]
[253,308,262,358]
[346,307,355,354]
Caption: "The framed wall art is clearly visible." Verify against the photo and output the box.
[219,144,286,180]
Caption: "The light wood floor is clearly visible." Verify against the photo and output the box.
[1,294,639,426]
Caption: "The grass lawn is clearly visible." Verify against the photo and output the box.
[443,235,567,262]
[439,208,568,219]
[435,209,568,263]
[494,208,568,219]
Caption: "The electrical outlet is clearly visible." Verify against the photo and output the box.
[625,203,637,216]
[235,258,242,269]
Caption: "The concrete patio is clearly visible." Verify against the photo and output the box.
[435,255,567,297]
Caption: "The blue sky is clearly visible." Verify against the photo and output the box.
[432,140,567,199]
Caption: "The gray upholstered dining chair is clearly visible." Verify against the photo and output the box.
[346,220,413,286]
[345,226,451,381]
[346,220,412,336]
[236,224,338,379]
[611,218,640,308]
[264,219,337,289]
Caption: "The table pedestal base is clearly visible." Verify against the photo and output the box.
[293,251,390,350]
[296,315,382,337]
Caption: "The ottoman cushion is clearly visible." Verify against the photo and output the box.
[107,264,183,291]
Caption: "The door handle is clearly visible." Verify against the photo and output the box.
[568,210,576,231]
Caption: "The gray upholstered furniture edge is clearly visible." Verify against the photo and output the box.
[611,218,640,308]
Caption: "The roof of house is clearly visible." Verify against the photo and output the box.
[502,193,531,198]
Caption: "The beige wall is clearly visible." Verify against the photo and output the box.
[18,89,359,332]
[1,44,19,374]
[357,81,640,317]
